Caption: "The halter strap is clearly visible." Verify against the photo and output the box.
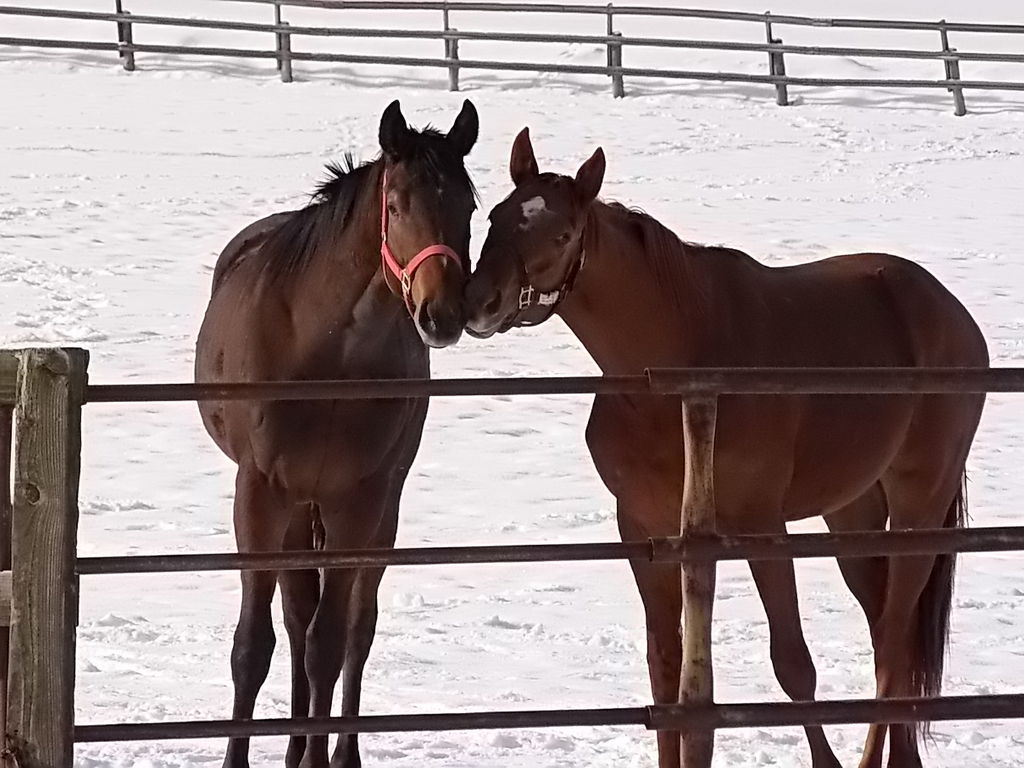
[501,238,587,332]
[379,168,464,316]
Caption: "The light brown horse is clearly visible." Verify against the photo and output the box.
[464,128,987,768]
[195,100,479,768]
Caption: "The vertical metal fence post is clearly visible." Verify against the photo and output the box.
[6,349,87,768]
[940,20,967,116]
[610,32,625,97]
[765,14,788,106]
[443,5,460,91]
[607,6,624,97]
[278,11,293,84]
[274,1,283,71]
[114,0,135,72]
[679,396,718,768]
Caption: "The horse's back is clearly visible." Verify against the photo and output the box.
[753,252,987,368]
[210,211,295,295]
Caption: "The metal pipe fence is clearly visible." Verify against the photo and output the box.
[2,1,1023,112]
[4,351,1024,764]
[72,693,1024,742]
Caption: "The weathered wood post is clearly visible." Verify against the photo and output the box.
[679,396,718,767]
[0,350,17,756]
[114,0,135,72]
[939,20,967,116]
[765,14,788,106]
[6,348,87,768]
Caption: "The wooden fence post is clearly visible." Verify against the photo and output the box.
[679,396,717,768]
[278,20,293,83]
[940,21,967,116]
[765,15,788,106]
[0,350,16,761]
[114,0,135,72]
[6,348,87,768]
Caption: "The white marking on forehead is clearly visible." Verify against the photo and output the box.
[518,196,547,229]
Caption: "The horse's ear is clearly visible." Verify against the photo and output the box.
[379,100,410,159]
[447,99,479,157]
[574,147,605,204]
[510,127,539,187]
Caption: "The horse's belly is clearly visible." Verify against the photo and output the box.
[716,397,909,518]
[590,394,914,530]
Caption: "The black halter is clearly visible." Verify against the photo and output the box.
[499,237,587,332]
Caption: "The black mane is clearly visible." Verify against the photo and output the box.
[259,128,476,281]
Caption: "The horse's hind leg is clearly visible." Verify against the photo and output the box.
[744,515,843,768]
[860,464,968,768]
[825,484,912,767]
[224,465,291,768]
[280,504,321,768]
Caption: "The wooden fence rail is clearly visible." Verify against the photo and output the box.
[4,348,1024,766]
[1,2,1023,112]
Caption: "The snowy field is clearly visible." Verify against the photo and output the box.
[3,1,1024,766]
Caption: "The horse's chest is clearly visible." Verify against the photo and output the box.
[252,396,427,501]
[586,396,683,502]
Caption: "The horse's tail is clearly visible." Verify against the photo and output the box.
[912,472,967,735]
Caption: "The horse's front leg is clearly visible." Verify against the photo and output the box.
[280,504,322,768]
[300,474,392,768]
[746,517,843,768]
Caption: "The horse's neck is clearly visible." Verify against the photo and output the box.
[284,185,411,365]
[558,204,702,374]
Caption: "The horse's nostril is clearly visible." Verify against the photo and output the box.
[484,292,503,315]
[424,299,461,334]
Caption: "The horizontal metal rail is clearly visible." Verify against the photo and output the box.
[218,0,1024,34]
[85,368,1024,404]
[76,526,1024,575]
[4,7,1023,64]
[73,694,1024,742]
[4,40,1024,93]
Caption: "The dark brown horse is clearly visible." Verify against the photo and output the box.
[195,100,479,768]
[464,128,987,768]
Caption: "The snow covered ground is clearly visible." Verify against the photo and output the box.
[2,1,1024,766]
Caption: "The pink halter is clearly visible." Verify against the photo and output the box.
[380,169,464,315]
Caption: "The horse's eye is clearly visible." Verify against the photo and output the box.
[555,232,572,246]
[387,203,399,216]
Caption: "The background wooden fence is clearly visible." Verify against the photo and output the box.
[2,1,1024,113]
[3,347,1024,765]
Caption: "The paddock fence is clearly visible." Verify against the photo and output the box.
[2,1,1024,113]
[2,348,1024,766]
